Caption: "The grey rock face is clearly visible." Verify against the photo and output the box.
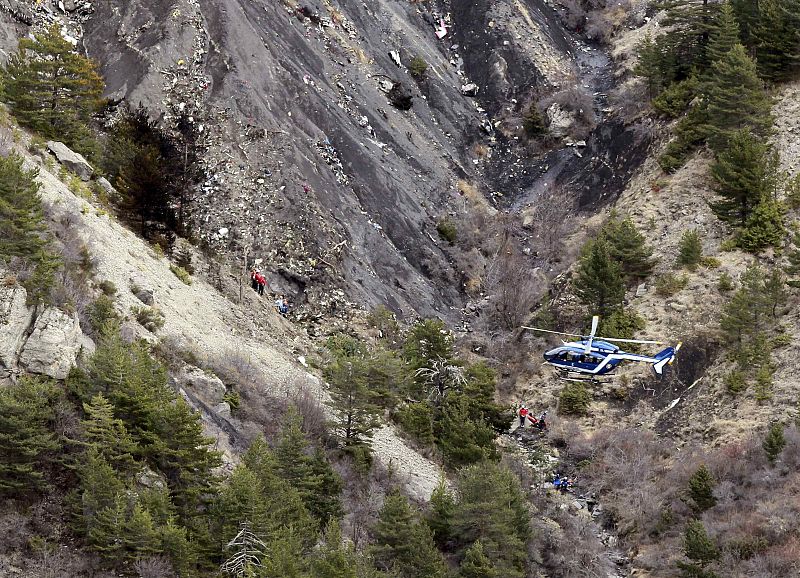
[130,274,155,305]
[0,280,34,379]
[19,307,86,380]
[46,141,94,181]
[176,365,227,406]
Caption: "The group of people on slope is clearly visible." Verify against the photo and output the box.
[518,404,547,431]
[250,267,291,316]
[552,473,573,493]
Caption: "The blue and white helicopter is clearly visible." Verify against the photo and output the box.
[523,316,680,383]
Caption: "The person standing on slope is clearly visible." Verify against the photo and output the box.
[519,405,529,427]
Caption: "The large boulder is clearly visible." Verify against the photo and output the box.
[546,103,576,138]
[130,274,155,305]
[0,280,34,380]
[19,307,87,380]
[176,365,227,406]
[46,141,94,181]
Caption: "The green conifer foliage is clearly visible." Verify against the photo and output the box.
[573,239,625,316]
[371,492,446,578]
[460,541,499,578]
[763,422,786,463]
[451,462,531,577]
[754,0,800,82]
[434,395,498,467]
[730,0,759,49]
[710,130,778,227]
[706,2,741,65]
[81,394,138,473]
[1,24,104,152]
[124,503,161,559]
[426,478,455,549]
[274,412,342,524]
[522,103,547,137]
[0,153,58,297]
[654,0,722,78]
[703,44,773,152]
[311,520,359,578]
[737,194,786,252]
[0,377,59,495]
[324,348,381,453]
[677,230,704,269]
[720,264,768,344]
[403,318,455,370]
[687,465,717,513]
[598,216,655,284]
[678,520,719,577]
[635,33,666,97]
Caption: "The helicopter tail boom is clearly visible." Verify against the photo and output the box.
[652,346,677,375]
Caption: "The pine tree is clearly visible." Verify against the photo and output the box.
[737,194,786,252]
[678,520,719,577]
[720,264,769,344]
[325,352,381,453]
[159,519,198,576]
[0,377,59,495]
[730,0,759,49]
[87,493,129,563]
[371,492,446,578]
[1,24,104,153]
[763,422,786,463]
[754,0,800,82]
[677,229,703,269]
[0,153,58,298]
[274,412,342,524]
[635,33,666,97]
[434,395,497,467]
[710,130,778,227]
[573,239,625,316]
[311,520,359,578]
[81,394,138,473]
[460,541,499,578]
[654,0,722,78]
[598,216,655,284]
[79,449,127,526]
[763,268,787,317]
[703,44,773,152]
[426,478,455,549]
[687,465,717,513]
[706,1,741,65]
[403,318,455,370]
[522,103,547,137]
[124,503,161,560]
[451,463,531,577]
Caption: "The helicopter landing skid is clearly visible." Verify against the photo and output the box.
[557,372,610,385]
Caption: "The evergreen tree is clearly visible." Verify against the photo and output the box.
[687,465,717,513]
[371,492,446,578]
[573,239,625,316]
[785,231,800,286]
[730,0,759,49]
[1,24,103,153]
[124,503,161,560]
[522,103,547,137]
[763,422,786,463]
[754,0,800,82]
[434,395,497,467]
[720,264,769,344]
[311,520,359,578]
[274,412,342,524]
[677,229,704,269]
[703,44,773,152]
[79,449,126,528]
[81,394,138,473]
[678,520,719,577]
[460,541,499,578]
[0,377,59,495]
[451,462,531,577]
[763,268,788,317]
[462,362,507,431]
[598,216,655,284]
[635,33,666,97]
[87,493,129,563]
[325,350,381,453]
[403,318,455,371]
[706,1,741,65]
[159,519,197,576]
[426,478,455,549]
[737,194,786,252]
[0,153,58,297]
[654,0,722,78]
[710,130,778,227]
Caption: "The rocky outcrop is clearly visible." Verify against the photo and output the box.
[0,274,91,381]
[0,280,34,380]
[18,307,86,380]
[46,141,94,181]
[175,365,227,407]
[130,274,155,305]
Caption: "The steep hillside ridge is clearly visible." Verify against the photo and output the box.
[27,142,443,500]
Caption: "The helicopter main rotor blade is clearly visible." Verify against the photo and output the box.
[521,326,585,338]
[584,315,599,354]
[596,337,664,345]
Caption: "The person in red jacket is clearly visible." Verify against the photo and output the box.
[518,405,529,427]
[256,272,266,296]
